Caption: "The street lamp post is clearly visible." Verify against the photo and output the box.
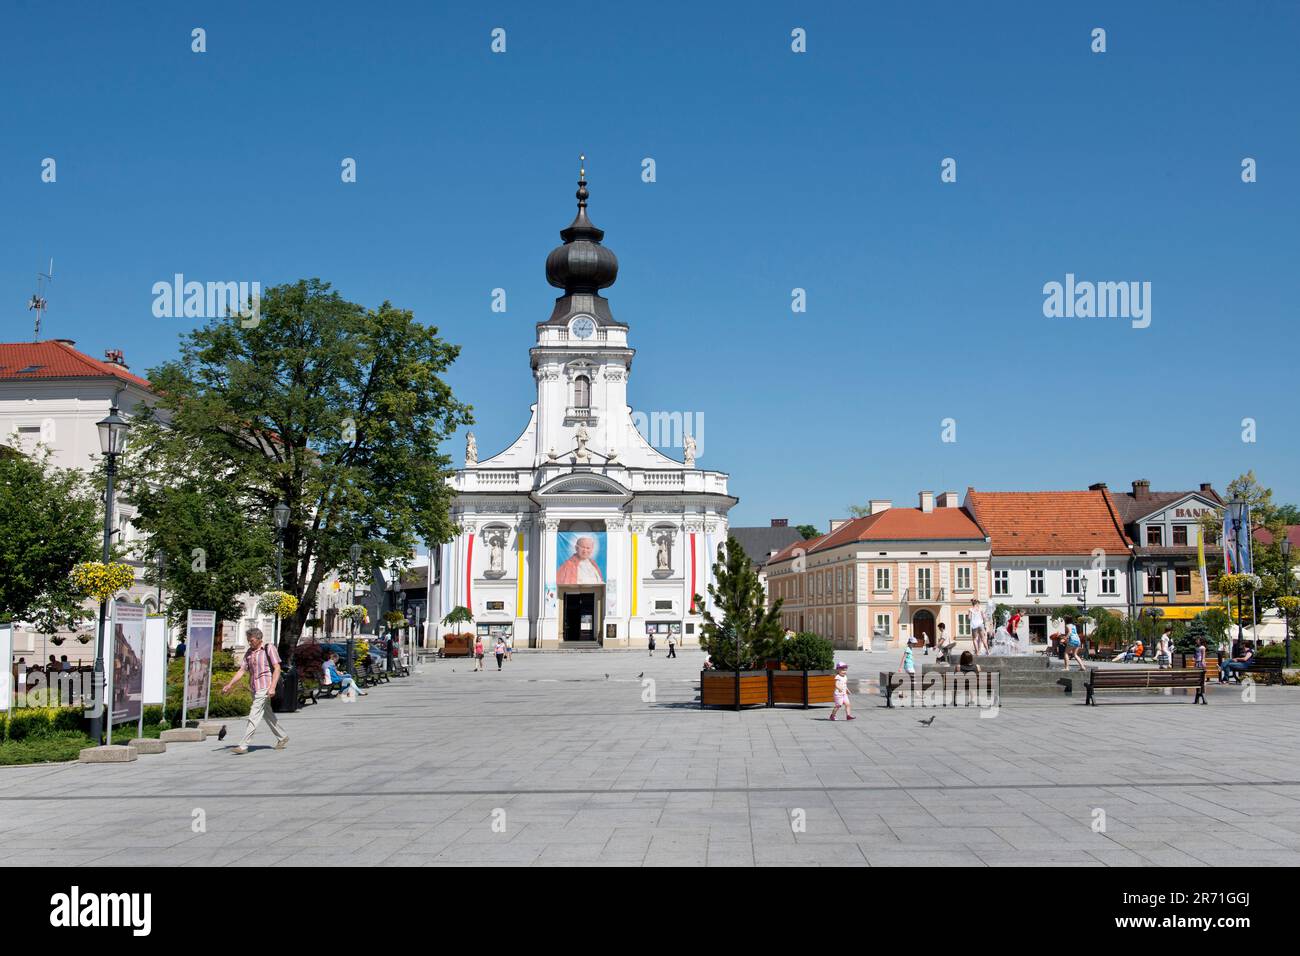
[90,405,130,745]
[272,501,290,665]
[1229,499,1246,650]
[1283,538,1293,667]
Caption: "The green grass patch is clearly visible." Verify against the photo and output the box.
[0,731,94,766]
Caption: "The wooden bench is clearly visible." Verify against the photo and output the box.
[1219,659,1284,685]
[1176,652,1220,682]
[879,671,915,708]
[1085,667,1206,705]
[314,680,343,699]
[296,682,317,707]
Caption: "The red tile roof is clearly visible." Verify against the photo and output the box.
[964,488,1132,555]
[0,340,152,390]
[768,506,986,559]
[1254,525,1300,549]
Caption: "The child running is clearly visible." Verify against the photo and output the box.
[828,662,855,721]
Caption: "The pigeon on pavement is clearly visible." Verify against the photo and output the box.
[918,716,936,726]
[217,725,227,741]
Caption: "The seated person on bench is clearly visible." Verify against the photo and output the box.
[325,653,367,696]
[1219,645,1254,683]
[1113,640,1143,663]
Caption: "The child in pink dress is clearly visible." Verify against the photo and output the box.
[828,662,855,721]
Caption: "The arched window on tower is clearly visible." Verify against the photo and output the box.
[573,374,591,411]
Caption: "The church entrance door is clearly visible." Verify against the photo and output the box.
[562,591,599,642]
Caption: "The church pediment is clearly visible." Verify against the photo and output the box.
[535,470,631,498]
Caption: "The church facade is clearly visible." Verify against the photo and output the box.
[436,167,736,649]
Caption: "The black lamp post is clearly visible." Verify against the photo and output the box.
[89,404,130,745]
[1283,537,1293,667]
[1229,499,1246,650]
[272,501,290,649]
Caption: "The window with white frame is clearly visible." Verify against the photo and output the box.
[875,613,891,637]
[1064,569,1082,597]
[875,567,890,591]
[1029,569,1045,595]
[1145,568,1165,594]
[956,566,971,591]
[916,567,932,600]
[1101,568,1117,595]
[957,613,971,637]
[993,569,1009,595]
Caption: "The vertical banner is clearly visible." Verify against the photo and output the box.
[0,624,12,712]
[183,610,217,724]
[108,602,146,739]
[515,531,525,617]
[143,617,167,705]
[1197,526,1210,602]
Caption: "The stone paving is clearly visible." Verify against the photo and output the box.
[3,648,1299,867]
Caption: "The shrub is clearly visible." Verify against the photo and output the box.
[293,641,324,681]
[0,731,93,766]
[1256,641,1295,662]
[780,632,835,671]
[3,707,83,742]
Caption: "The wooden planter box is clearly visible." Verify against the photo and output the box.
[442,634,472,658]
[770,669,837,708]
[700,670,768,709]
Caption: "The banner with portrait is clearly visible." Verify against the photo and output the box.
[183,610,217,719]
[556,531,607,586]
[108,601,146,726]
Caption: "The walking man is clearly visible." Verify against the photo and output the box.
[667,632,677,658]
[222,627,289,754]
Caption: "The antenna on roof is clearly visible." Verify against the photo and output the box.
[27,258,54,341]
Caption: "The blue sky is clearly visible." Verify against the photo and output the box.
[3,1,1298,528]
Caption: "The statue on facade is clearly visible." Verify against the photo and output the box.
[484,529,506,578]
[574,425,592,464]
[656,534,672,570]
[683,433,697,468]
[465,432,478,467]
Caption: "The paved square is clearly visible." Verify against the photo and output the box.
[3,649,1299,867]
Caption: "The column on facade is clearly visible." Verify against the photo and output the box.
[539,517,559,647]
[513,517,532,647]
[604,514,626,646]
[628,519,645,646]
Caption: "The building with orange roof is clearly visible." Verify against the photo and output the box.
[765,491,991,650]
[964,486,1134,645]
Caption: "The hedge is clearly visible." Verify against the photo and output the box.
[1,706,85,742]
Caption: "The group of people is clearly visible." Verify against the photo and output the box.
[647,632,677,657]
[472,636,513,671]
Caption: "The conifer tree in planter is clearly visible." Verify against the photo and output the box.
[695,536,784,709]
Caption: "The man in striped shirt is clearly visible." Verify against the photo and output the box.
[222,627,289,754]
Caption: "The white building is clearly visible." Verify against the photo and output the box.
[0,341,164,661]
[438,169,736,649]
[964,487,1134,643]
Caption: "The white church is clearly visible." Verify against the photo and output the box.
[436,165,736,649]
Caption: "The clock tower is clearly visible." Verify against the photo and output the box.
[529,156,636,465]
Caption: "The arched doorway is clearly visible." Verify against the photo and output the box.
[912,609,936,648]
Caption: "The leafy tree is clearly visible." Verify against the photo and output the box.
[441,605,474,632]
[127,279,472,661]
[121,451,272,651]
[846,504,872,518]
[0,446,99,622]
[795,524,819,540]
[1274,504,1300,525]
[695,536,785,670]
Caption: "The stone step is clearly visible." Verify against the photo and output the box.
[128,738,166,754]
[78,745,137,764]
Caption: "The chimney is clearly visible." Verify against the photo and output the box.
[1089,482,1108,491]
[1199,483,1214,494]
[828,518,850,532]
[919,491,934,513]
[103,348,128,368]
[1132,479,1151,500]
[937,491,959,508]
[869,499,891,515]
[770,518,788,527]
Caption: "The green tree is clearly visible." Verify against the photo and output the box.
[695,536,785,670]
[121,446,273,650]
[126,279,473,660]
[795,524,819,540]
[0,446,99,622]
[846,504,872,518]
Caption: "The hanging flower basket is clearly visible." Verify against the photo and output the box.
[50,636,66,646]
[76,634,93,644]
[257,591,299,619]
[71,561,135,602]
[339,604,369,624]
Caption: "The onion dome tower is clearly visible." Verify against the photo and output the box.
[543,156,624,327]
